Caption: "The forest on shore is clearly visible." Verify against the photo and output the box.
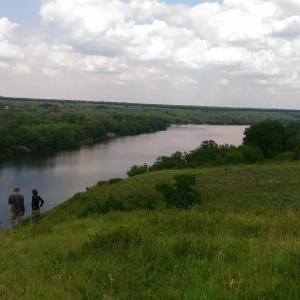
[1,96,300,158]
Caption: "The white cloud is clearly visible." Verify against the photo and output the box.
[173,38,210,69]
[0,18,23,59]
[42,67,60,77]
[0,0,300,108]
[205,46,252,65]
[83,55,127,73]
[116,66,168,85]
[273,0,300,17]
[0,17,18,39]
[0,61,8,69]
[219,79,229,86]
[13,63,32,75]
[272,15,300,37]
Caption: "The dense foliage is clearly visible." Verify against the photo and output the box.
[0,108,168,157]
[243,120,288,158]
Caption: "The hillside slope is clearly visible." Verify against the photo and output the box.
[0,161,300,299]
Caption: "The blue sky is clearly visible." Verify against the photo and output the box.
[0,0,300,109]
[0,0,40,25]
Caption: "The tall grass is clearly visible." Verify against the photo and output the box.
[0,161,300,299]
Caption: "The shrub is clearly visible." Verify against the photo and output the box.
[107,178,123,184]
[127,163,149,177]
[155,174,201,209]
[239,145,264,164]
[151,151,186,170]
[126,195,160,211]
[223,150,244,164]
[274,151,296,161]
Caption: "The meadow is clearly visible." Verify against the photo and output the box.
[1,161,300,299]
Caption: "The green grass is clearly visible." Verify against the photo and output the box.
[1,161,300,299]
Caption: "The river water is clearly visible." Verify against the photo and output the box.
[0,125,247,229]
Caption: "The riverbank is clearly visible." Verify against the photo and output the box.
[1,161,300,299]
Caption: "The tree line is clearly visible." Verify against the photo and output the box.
[0,109,169,158]
[127,121,300,177]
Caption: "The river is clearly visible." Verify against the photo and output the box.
[0,124,247,229]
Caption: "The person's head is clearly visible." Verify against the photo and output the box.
[32,189,38,196]
[13,186,20,193]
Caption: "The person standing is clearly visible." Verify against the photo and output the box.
[8,186,25,232]
[31,189,44,224]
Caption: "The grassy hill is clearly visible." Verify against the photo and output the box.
[1,161,300,299]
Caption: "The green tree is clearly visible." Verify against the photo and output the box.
[243,121,288,158]
[151,151,186,171]
[127,164,149,177]
[185,140,221,166]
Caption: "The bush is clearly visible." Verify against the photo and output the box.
[274,151,297,161]
[223,150,244,164]
[107,178,123,184]
[239,145,264,164]
[127,164,149,177]
[155,174,201,209]
[151,151,186,170]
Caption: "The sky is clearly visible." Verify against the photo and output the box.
[0,0,300,109]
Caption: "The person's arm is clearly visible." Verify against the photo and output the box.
[21,196,25,213]
[39,196,44,207]
[8,196,11,205]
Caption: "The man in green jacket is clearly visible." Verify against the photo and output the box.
[8,186,25,232]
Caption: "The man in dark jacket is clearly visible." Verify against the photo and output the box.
[8,186,25,232]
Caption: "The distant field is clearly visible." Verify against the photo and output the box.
[1,96,300,125]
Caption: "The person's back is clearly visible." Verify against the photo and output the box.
[8,186,25,232]
[9,193,25,213]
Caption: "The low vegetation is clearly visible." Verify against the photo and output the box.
[0,161,300,299]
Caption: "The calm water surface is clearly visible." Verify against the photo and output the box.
[0,125,247,228]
